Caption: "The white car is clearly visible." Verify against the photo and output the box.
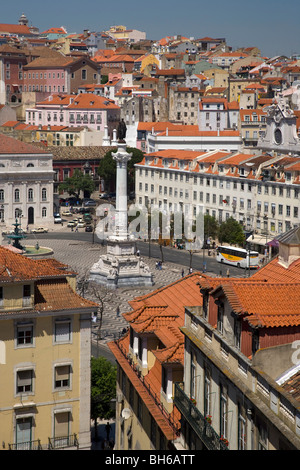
[31,227,49,234]
[61,210,72,217]
[67,221,76,228]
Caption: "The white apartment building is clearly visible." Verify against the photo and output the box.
[135,149,300,243]
[147,127,242,153]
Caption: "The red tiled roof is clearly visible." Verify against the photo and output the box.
[35,278,97,311]
[218,281,300,328]
[0,134,49,155]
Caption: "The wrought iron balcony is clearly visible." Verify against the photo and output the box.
[174,383,228,450]
[9,439,42,450]
[48,433,79,450]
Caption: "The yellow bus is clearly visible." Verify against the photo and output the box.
[216,246,259,269]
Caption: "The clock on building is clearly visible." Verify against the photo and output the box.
[274,127,282,144]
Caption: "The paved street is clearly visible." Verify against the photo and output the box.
[22,227,247,353]
[24,235,199,344]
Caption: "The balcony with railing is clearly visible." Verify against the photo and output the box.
[48,433,79,450]
[174,382,228,450]
[9,434,79,450]
[9,439,42,450]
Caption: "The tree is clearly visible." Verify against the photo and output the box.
[91,356,117,441]
[59,169,95,200]
[98,147,144,192]
[218,217,245,246]
[204,214,219,241]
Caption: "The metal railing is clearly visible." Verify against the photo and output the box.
[48,433,79,450]
[174,383,228,450]
[9,439,42,450]
[115,340,180,436]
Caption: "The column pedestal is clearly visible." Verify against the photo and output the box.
[89,141,153,289]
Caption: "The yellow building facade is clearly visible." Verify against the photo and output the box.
[0,248,97,450]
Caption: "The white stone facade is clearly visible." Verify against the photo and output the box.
[135,149,300,240]
[0,137,54,229]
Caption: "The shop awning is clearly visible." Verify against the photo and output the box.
[246,234,274,246]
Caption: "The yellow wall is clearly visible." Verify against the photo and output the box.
[0,312,81,449]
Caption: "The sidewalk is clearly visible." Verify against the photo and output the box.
[91,419,115,450]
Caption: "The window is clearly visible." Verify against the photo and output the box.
[82,69,87,80]
[28,188,33,201]
[220,384,228,439]
[54,319,71,343]
[137,395,143,422]
[23,285,31,307]
[204,367,211,417]
[54,364,71,389]
[252,329,259,356]
[217,302,224,334]
[14,188,20,202]
[0,189,4,202]
[16,417,33,449]
[234,316,241,349]
[53,411,71,446]
[41,187,47,201]
[190,350,196,400]
[258,423,268,450]
[16,322,33,346]
[16,369,34,394]
[150,417,156,447]
[238,406,247,450]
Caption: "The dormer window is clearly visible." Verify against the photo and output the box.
[217,301,224,334]
[234,315,241,349]
[23,285,31,307]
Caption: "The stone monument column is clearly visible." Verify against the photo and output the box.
[112,144,132,241]
[89,132,154,289]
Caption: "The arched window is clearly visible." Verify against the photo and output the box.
[28,188,33,201]
[41,188,47,201]
[27,163,34,167]
[42,207,47,218]
[15,208,22,218]
[14,189,20,202]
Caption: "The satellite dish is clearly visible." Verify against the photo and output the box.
[121,408,132,420]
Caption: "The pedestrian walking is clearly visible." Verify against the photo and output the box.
[181,268,184,277]
[116,306,120,317]
[105,422,111,441]
[226,268,230,277]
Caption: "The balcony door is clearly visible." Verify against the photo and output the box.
[16,416,32,449]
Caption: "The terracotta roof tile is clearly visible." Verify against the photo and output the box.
[0,134,49,155]
[34,278,97,311]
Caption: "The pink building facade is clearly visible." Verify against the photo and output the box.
[25,93,120,137]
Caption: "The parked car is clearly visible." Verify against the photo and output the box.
[54,213,62,224]
[67,221,76,228]
[83,199,97,207]
[99,193,109,199]
[31,227,49,234]
[77,222,85,228]
[85,224,93,232]
[61,210,72,217]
